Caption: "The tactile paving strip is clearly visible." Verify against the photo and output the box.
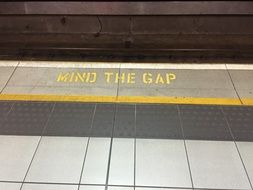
[90,104,115,137]
[136,104,183,139]
[223,106,253,141]
[114,104,135,138]
[0,101,13,118]
[179,105,233,141]
[0,102,54,135]
[44,103,95,137]
[0,101,252,141]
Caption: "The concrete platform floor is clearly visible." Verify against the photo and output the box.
[0,61,253,190]
[0,61,253,105]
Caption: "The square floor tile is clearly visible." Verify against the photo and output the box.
[187,140,251,189]
[109,138,134,185]
[79,186,105,190]
[136,104,182,139]
[108,187,134,190]
[0,67,16,91]
[114,104,135,138]
[1,102,53,135]
[179,105,232,141]
[228,70,253,101]
[21,184,78,190]
[44,103,95,137]
[81,138,111,184]
[223,106,253,141]
[237,142,253,184]
[91,104,115,137]
[25,137,88,183]
[136,139,192,188]
[0,182,22,190]
[0,135,39,181]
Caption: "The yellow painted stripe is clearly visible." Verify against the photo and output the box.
[0,94,115,103]
[0,94,249,106]
[242,98,253,106]
[117,96,242,105]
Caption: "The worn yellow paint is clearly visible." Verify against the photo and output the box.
[241,98,253,105]
[57,72,176,85]
[0,94,115,103]
[57,72,97,83]
[0,94,250,106]
[116,96,242,105]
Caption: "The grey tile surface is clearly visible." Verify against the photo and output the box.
[0,136,39,181]
[25,137,88,183]
[136,139,192,188]
[0,67,17,92]
[0,183,22,190]
[237,142,253,184]
[180,105,233,141]
[91,104,115,137]
[0,101,252,143]
[21,184,78,190]
[228,70,253,99]
[223,106,253,141]
[114,104,135,138]
[44,103,95,137]
[3,67,118,96]
[187,140,251,189]
[118,69,237,99]
[79,186,105,190]
[136,104,182,139]
[81,138,111,184]
[119,87,239,99]
[108,187,134,190]
[3,86,118,97]
[0,102,53,135]
[109,138,134,185]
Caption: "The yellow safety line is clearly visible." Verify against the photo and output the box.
[116,96,242,105]
[0,94,115,103]
[241,98,253,106]
[0,94,250,106]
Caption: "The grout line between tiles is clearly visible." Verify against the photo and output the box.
[105,61,122,189]
[115,62,121,101]
[225,64,244,105]
[77,104,97,190]
[134,104,137,190]
[0,61,20,94]
[102,62,121,190]
[105,103,117,190]
[221,106,253,190]
[177,105,194,189]
[1,101,16,121]
[2,179,250,189]
[19,103,56,190]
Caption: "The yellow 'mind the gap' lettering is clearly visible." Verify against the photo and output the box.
[57,71,176,85]
[142,73,176,84]
[57,72,70,82]
[57,72,97,83]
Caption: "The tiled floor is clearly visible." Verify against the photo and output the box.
[25,137,88,184]
[187,140,251,189]
[136,139,191,188]
[0,136,252,190]
[0,101,253,190]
